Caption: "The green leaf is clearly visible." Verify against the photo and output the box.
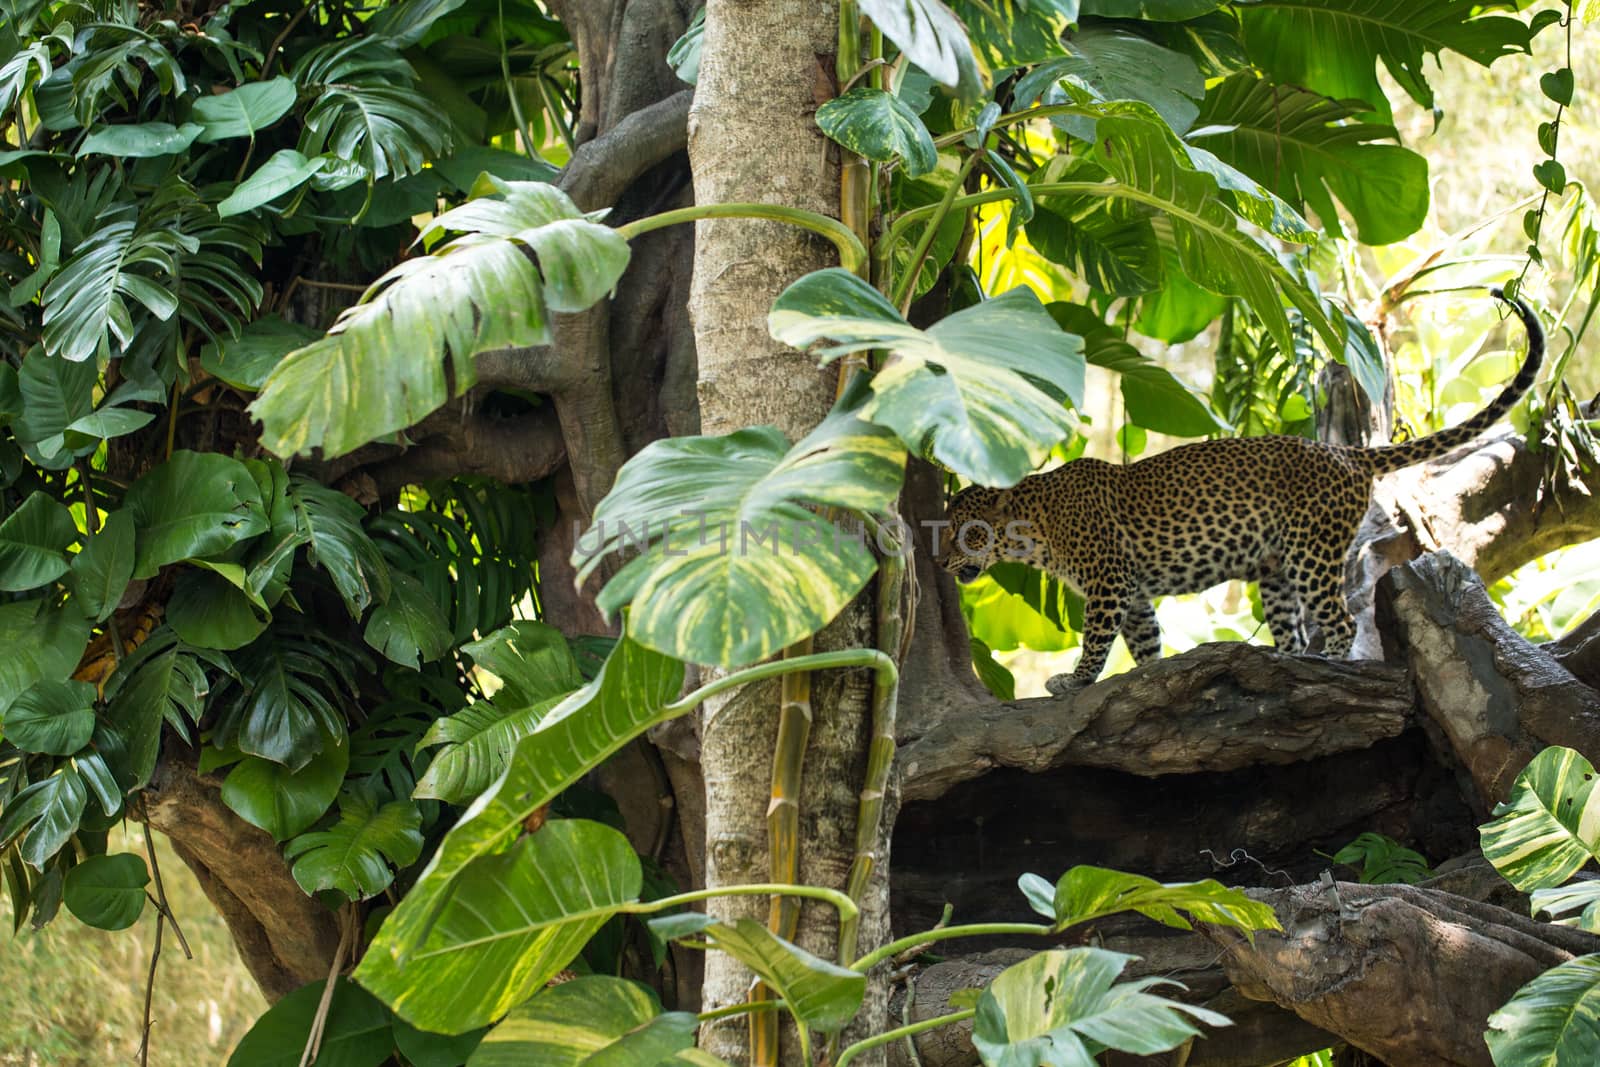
[855,0,983,96]
[1485,954,1600,1066]
[286,476,390,617]
[463,621,583,709]
[954,0,1077,69]
[1047,303,1222,436]
[0,766,87,868]
[1134,256,1227,342]
[63,853,148,930]
[364,571,453,668]
[0,598,90,718]
[969,636,1016,699]
[369,0,471,47]
[1541,67,1575,107]
[1237,0,1531,121]
[469,976,695,1066]
[102,631,222,788]
[667,8,703,85]
[209,625,364,769]
[1192,74,1428,245]
[1083,102,1342,361]
[191,77,298,142]
[219,149,329,217]
[296,40,453,182]
[200,315,321,392]
[227,978,394,1067]
[432,147,558,192]
[1534,160,1567,195]
[0,491,77,591]
[415,694,564,804]
[13,352,96,459]
[1481,747,1600,892]
[40,214,190,363]
[1024,166,1162,297]
[395,1020,487,1067]
[973,948,1230,1064]
[3,679,96,755]
[816,87,938,177]
[69,509,135,622]
[669,918,866,1033]
[252,181,629,459]
[1081,0,1222,17]
[284,787,423,900]
[769,268,1085,487]
[356,819,643,1034]
[1338,310,1389,415]
[357,638,683,1023]
[1532,882,1600,933]
[579,383,905,667]
[166,567,271,651]
[1029,866,1280,935]
[77,121,203,158]
[124,451,270,579]
[64,406,156,441]
[1015,25,1203,137]
[221,741,348,841]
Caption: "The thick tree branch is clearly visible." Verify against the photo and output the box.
[1377,551,1600,805]
[898,643,1413,804]
[1205,881,1600,1067]
[137,748,340,1002]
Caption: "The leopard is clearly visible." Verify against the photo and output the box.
[939,290,1544,695]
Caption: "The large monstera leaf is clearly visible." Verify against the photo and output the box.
[769,268,1084,488]
[1194,74,1428,246]
[577,380,906,667]
[358,637,684,1024]
[251,180,629,459]
[1236,0,1532,121]
[356,819,643,1034]
[1481,747,1600,893]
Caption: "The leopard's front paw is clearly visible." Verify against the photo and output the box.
[1045,673,1090,698]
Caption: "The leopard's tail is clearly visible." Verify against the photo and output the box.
[1368,289,1544,476]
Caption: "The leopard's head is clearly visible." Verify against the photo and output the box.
[938,486,1016,584]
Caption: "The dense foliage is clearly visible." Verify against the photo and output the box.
[1,0,1594,1063]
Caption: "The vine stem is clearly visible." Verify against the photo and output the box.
[892,152,979,313]
[850,922,1054,973]
[616,203,868,276]
[674,649,897,723]
[834,1008,977,1067]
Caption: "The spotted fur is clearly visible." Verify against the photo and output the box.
[941,292,1544,693]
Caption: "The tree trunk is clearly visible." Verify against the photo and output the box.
[687,1,894,1061]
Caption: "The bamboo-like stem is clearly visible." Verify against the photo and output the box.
[836,518,906,968]
[616,203,868,276]
[834,1008,977,1067]
[850,922,1054,974]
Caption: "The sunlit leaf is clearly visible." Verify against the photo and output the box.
[1481,747,1600,893]
[469,975,695,1066]
[816,87,938,177]
[1485,955,1600,1067]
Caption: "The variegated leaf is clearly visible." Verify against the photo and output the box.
[355,819,642,1034]
[856,0,983,96]
[1486,954,1600,1066]
[471,976,697,1065]
[769,268,1085,488]
[576,379,905,667]
[355,637,684,1024]
[816,87,938,177]
[1532,880,1600,932]
[1481,747,1600,893]
[251,181,629,459]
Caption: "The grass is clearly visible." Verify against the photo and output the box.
[0,827,266,1066]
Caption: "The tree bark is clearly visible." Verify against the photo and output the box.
[138,748,340,1002]
[686,1,895,1062]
